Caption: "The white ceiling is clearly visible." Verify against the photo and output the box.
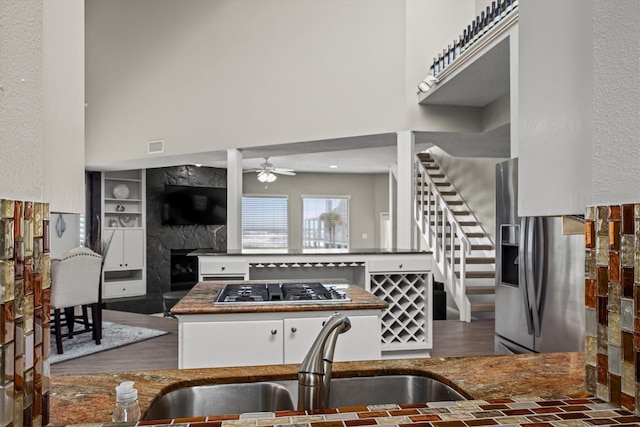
[102,124,510,174]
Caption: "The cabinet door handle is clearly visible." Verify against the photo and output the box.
[399,263,403,269]
[221,266,226,271]
[291,327,297,333]
[271,329,278,335]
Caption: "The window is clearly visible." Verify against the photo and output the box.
[302,197,349,250]
[242,196,288,251]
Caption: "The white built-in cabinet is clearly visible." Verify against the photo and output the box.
[368,256,432,357]
[178,311,381,369]
[101,170,146,299]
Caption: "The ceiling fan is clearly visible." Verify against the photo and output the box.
[244,157,296,183]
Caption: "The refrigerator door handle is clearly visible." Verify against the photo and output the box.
[527,217,542,337]
[531,217,545,337]
[519,217,533,335]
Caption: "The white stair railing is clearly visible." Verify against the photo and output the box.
[414,156,472,321]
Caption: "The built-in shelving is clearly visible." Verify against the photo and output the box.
[101,170,147,299]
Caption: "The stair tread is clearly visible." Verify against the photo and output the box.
[431,221,477,226]
[468,244,494,250]
[470,302,495,312]
[425,210,471,216]
[456,271,495,278]
[417,190,457,196]
[465,285,496,294]
[437,232,485,238]
[456,257,495,264]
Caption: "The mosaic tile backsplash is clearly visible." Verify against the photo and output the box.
[584,204,640,413]
[0,200,50,426]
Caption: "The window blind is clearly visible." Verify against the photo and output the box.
[242,196,288,251]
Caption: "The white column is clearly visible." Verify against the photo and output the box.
[226,148,243,251]
[396,131,414,249]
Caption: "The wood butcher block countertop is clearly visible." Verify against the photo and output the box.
[171,281,389,315]
[49,352,598,426]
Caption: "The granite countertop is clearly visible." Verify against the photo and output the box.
[190,248,432,256]
[49,352,592,426]
[171,282,388,315]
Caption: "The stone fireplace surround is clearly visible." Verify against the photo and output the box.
[105,165,227,314]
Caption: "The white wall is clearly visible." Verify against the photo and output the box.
[84,0,492,170]
[0,1,85,210]
[429,146,505,242]
[0,1,43,200]
[243,172,388,251]
[518,0,593,216]
[405,0,482,133]
[49,213,81,258]
[43,0,86,213]
[84,0,407,168]
[592,0,640,205]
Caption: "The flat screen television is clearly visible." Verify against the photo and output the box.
[162,185,227,226]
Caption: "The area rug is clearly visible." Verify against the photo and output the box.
[50,321,169,365]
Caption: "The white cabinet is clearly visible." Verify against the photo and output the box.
[517,0,591,216]
[181,319,283,368]
[178,310,381,369]
[103,229,144,270]
[283,316,380,364]
[101,170,146,299]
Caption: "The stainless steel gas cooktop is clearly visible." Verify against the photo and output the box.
[214,282,350,303]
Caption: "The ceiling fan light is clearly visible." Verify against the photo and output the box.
[257,171,277,183]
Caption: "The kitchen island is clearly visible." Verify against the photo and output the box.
[192,249,435,358]
[48,352,616,427]
[172,280,388,368]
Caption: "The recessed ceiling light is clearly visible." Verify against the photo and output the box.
[194,163,202,167]
[329,165,338,169]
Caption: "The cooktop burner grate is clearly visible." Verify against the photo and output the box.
[215,282,349,303]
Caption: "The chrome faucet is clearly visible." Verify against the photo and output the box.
[298,312,351,411]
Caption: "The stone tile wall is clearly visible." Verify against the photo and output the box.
[0,200,50,426]
[584,204,639,413]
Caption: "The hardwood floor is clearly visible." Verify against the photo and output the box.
[51,310,495,376]
[51,310,179,376]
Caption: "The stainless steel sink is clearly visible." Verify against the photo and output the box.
[143,375,467,420]
[144,382,296,420]
[327,375,467,407]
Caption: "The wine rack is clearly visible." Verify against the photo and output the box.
[370,272,429,351]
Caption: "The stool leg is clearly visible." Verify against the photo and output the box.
[53,308,64,354]
[91,303,101,345]
[82,305,90,330]
[64,307,75,338]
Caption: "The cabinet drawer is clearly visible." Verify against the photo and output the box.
[368,257,429,273]
[103,280,145,298]
[199,259,248,275]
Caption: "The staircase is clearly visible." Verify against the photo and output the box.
[414,152,495,322]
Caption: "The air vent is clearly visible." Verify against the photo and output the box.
[148,140,164,154]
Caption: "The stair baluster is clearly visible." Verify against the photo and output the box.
[414,154,487,322]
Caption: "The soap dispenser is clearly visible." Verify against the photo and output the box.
[112,380,141,422]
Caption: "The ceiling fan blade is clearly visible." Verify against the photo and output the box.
[243,169,261,173]
[274,170,296,176]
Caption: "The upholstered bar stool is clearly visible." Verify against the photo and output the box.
[50,247,103,354]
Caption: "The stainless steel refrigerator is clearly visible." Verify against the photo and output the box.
[494,158,585,354]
